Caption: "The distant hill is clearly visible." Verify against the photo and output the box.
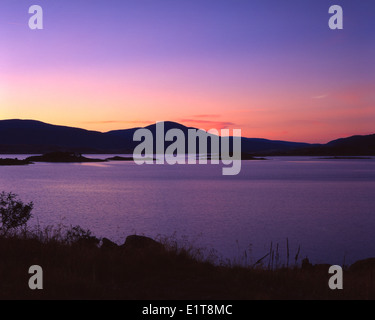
[241,137,312,154]
[0,119,373,156]
[106,121,311,154]
[263,134,375,156]
[0,120,133,154]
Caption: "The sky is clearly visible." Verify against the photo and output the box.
[0,0,374,143]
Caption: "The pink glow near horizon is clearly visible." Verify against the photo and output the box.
[1,67,374,143]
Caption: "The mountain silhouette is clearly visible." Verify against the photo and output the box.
[0,120,132,154]
[0,119,373,155]
[107,121,312,154]
[264,134,375,156]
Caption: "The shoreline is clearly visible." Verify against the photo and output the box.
[0,228,374,299]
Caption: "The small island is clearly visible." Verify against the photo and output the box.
[25,152,106,163]
[1,153,166,165]
[105,156,157,162]
[241,153,267,161]
[319,156,372,160]
[201,153,267,161]
[0,158,32,166]
[105,156,134,161]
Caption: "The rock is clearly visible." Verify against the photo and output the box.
[350,258,375,272]
[101,238,119,250]
[122,235,164,251]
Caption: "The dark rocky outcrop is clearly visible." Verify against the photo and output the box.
[350,258,375,272]
[122,235,164,251]
[101,235,165,252]
[101,237,119,250]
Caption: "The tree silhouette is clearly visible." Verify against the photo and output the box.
[0,192,33,235]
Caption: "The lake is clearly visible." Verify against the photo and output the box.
[1,155,375,266]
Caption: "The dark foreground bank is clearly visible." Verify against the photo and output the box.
[0,228,374,300]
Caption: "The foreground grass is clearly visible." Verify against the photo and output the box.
[0,228,374,300]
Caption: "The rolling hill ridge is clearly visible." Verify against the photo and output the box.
[0,119,374,156]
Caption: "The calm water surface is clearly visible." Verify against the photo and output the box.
[1,156,374,265]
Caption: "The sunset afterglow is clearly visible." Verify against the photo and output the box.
[1,0,374,143]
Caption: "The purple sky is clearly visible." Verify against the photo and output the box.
[1,0,374,142]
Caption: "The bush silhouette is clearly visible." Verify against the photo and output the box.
[66,225,100,247]
[0,192,33,235]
